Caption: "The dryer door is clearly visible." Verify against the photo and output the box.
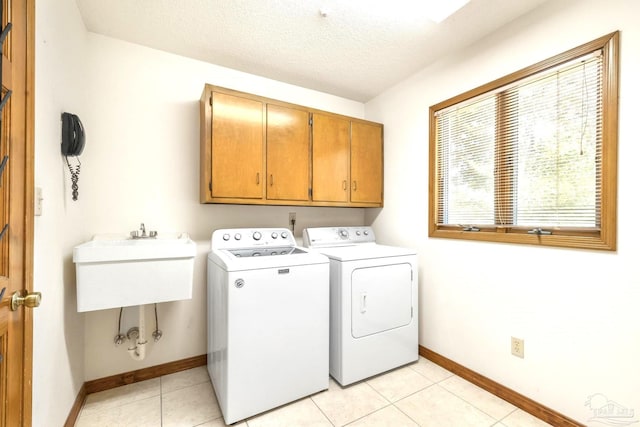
[351,263,413,338]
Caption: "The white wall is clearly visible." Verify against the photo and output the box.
[365,0,640,424]
[35,1,366,425]
[33,0,89,424]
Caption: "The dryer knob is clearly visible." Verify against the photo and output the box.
[339,229,348,239]
[281,231,288,239]
[253,231,262,241]
[271,232,278,239]
[222,233,230,241]
[234,233,241,241]
[363,230,369,236]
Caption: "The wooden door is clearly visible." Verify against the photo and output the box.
[311,113,350,203]
[351,122,383,204]
[266,104,310,201]
[211,92,263,199]
[0,0,35,425]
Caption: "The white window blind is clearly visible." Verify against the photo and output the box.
[435,53,603,229]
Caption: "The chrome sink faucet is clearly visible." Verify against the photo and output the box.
[130,222,157,239]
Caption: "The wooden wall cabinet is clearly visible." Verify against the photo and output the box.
[200,84,383,207]
[310,114,383,205]
[209,91,263,200]
[266,104,311,202]
[311,113,350,203]
[350,121,383,204]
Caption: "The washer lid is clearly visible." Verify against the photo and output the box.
[226,247,307,258]
[312,243,415,261]
[208,247,328,271]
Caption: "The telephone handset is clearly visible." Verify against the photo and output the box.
[61,112,85,156]
[61,112,85,201]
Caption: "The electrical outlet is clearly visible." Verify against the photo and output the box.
[289,212,296,226]
[511,337,524,358]
[35,187,43,216]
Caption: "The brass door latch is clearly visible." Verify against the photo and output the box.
[11,290,41,311]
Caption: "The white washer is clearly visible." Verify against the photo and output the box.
[303,226,418,386]
[207,228,329,425]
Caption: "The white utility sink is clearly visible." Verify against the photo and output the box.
[73,233,196,312]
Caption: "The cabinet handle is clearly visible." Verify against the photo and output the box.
[256,173,260,185]
[342,180,347,191]
[270,174,273,186]
[352,181,357,191]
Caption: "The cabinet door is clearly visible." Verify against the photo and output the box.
[351,122,383,204]
[211,92,263,199]
[266,105,310,201]
[312,113,350,202]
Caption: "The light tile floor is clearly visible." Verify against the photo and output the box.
[75,357,552,427]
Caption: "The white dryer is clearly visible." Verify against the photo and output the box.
[208,228,329,424]
[303,226,418,386]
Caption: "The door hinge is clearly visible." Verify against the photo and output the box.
[209,181,212,192]
[308,188,313,198]
[209,96,212,106]
[309,117,313,126]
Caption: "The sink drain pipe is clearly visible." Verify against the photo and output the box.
[128,305,148,361]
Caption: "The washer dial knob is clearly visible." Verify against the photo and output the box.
[252,231,262,241]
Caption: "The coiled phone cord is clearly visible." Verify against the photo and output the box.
[65,156,81,201]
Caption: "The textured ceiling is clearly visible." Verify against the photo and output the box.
[75,0,550,102]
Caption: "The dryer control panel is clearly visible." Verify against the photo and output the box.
[303,227,376,247]
[212,228,295,250]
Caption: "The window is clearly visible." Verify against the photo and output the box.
[429,32,619,250]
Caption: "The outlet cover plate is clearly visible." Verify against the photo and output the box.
[511,337,524,358]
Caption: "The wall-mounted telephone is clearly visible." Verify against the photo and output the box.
[61,112,85,156]
[61,112,85,201]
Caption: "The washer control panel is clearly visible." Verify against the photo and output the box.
[212,228,295,250]
[303,226,376,247]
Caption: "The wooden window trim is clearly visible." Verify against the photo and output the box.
[428,32,619,251]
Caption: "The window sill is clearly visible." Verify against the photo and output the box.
[428,227,615,251]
